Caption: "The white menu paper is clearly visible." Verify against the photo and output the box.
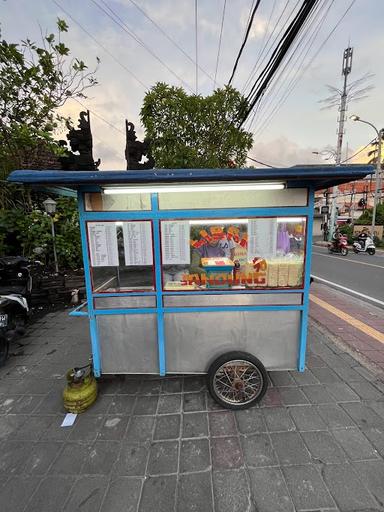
[88,222,119,267]
[161,221,190,265]
[122,221,153,266]
[247,218,277,259]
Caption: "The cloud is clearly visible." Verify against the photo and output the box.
[249,136,327,167]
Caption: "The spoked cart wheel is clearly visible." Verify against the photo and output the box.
[207,351,268,410]
[0,335,9,367]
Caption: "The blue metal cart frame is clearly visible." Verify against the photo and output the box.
[9,166,372,381]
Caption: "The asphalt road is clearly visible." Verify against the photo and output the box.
[311,245,384,305]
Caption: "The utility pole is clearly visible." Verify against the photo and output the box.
[329,46,353,240]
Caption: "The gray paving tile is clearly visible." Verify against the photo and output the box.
[310,367,342,383]
[62,475,108,512]
[0,475,41,512]
[301,431,347,464]
[180,438,210,473]
[341,402,384,428]
[306,354,327,368]
[176,472,213,512]
[139,379,162,395]
[86,395,113,415]
[162,378,183,394]
[114,444,148,476]
[147,440,178,476]
[108,394,136,414]
[139,475,176,512]
[100,476,142,512]
[278,387,309,405]
[333,365,367,382]
[158,394,182,414]
[11,415,54,441]
[301,384,336,404]
[81,440,120,475]
[352,460,384,507]
[211,436,243,469]
[23,441,62,475]
[24,475,75,512]
[8,395,44,414]
[51,442,91,475]
[362,427,384,457]
[269,371,296,387]
[68,414,104,442]
[331,428,379,461]
[34,390,65,414]
[316,403,356,429]
[289,369,319,385]
[270,432,311,465]
[208,411,237,436]
[183,392,206,412]
[288,405,327,431]
[182,412,208,438]
[262,407,296,432]
[133,396,159,415]
[0,440,33,474]
[213,469,252,512]
[248,467,294,512]
[241,434,277,468]
[183,376,206,393]
[235,408,267,434]
[322,464,380,511]
[282,464,335,510]
[97,415,129,440]
[325,382,360,402]
[117,377,142,395]
[347,381,384,401]
[126,415,155,442]
[153,414,180,440]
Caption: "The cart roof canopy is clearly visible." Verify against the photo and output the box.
[8,165,373,194]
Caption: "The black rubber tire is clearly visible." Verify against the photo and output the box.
[367,248,375,255]
[207,351,268,410]
[353,247,358,254]
[327,246,332,254]
[341,247,348,256]
[0,335,9,367]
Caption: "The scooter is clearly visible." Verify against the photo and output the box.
[0,256,39,366]
[353,236,376,256]
[328,235,349,256]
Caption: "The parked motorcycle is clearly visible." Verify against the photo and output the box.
[353,235,376,255]
[0,256,41,366]
[328,235,349,256]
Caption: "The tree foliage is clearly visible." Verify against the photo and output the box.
[140,83,253,168]
[0,197,82,270]
[0,18,98,208]
[355,203,384,226]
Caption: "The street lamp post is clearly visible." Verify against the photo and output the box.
[312,150,337,238]
[350,115,382,238]
[43,198,59,274]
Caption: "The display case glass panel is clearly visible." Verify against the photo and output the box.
[85,192,151,211]
[160,217,306,291]
[87,221,155,292]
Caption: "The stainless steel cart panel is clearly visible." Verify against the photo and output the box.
[164,310,301,372]
[98,314,158,373]
[95,296,156,309]
[163,293,302,307]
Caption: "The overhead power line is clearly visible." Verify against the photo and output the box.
[228,0,263,86]
[52,0,148,89]
[72,98,125,136]
[214,0,227,88]
[340,138,377,164]
[241,0,320,127]
[127,0,215,85]
[90,0,194,92]
[252,0,357,139]
[247,156,283,167]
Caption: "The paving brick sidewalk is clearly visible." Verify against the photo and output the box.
[1,311,384,511]
[310,282,384,373]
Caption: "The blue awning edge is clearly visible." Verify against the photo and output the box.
[7,165,374,192]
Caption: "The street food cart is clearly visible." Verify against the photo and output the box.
[9,166,372,409]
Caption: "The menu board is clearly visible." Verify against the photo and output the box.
[248,219,277,259]
[88,222,119,267]
[122,221,153,266]
[161,221,190,265]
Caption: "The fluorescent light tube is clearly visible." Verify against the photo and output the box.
[103,182,285,194]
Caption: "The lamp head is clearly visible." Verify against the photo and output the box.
[350,114,360,122]
[43,198,57,215]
